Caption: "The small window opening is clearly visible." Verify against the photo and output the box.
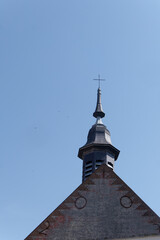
[108,162,113,167]
[86,160,92,164]
[85,161,92,167]
[85,169,92,174]
[96,164,101,168]
[86,165,92,170]
[96,160,103,163]
[85,171,92,177]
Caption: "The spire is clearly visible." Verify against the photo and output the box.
[78,81,120,182]
[93,87,105,119]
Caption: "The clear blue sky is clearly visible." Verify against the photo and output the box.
[1,1,160,239]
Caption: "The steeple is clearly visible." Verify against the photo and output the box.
[93,87,105,119]
[78,86,120,182]
[25,82,160,240]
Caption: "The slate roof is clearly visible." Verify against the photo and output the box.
[25,164,160,240]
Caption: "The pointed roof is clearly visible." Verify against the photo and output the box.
[78,86,120,162]
[25,165,160,240]
[93,87,105,119]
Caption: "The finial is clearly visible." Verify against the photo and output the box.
[93,74,105,88]
[93,75,105,119]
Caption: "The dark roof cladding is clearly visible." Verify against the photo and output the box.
[25,165,160,240]
[93,87,105,118]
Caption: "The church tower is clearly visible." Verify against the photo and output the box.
[25,82,160,240]
[78,87,120,182]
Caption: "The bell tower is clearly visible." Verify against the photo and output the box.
[25,79,160,240]
[78,87,120,182]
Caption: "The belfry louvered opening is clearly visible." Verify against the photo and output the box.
[96,159,103,168]
[84,161,93,178]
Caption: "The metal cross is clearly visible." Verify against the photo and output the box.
[93,74,105,88]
